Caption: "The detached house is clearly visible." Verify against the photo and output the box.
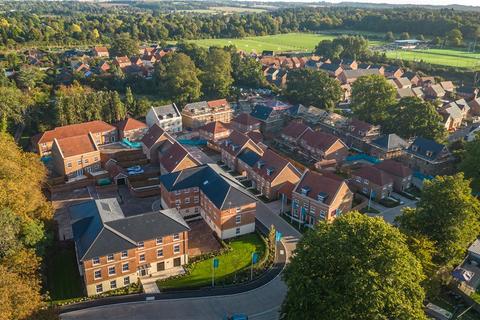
[374,160,412,192]
[198,121,231,142]
[33,120,117,156]
[246,149,302,200]
[291,170,353,225]
[280,122,313,144]
[52,133,101,179]
[369,134,409,160]
[160,164,257,239]
[298,130,349,168]
[93,46,109,58]
[116,118,148,141]
[70,198,189,296]
[319,63,343,77]
[405,137,452,176]
[146,103,182,133]
[439,102,464,131]
[114,56,132,69]
[250,105,286,133]
[351,166,394,201]
[158,141,200,175]
[424,84,446,99]
[338,68,381,85]
[220,130,264,172]
[394,77,412,89]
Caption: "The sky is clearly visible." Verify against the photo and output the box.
[278,0,479,5]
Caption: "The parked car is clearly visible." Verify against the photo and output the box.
[223,314,248,320]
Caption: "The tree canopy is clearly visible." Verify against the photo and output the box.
[200,47,233,99]
[282,211,427,320]
[459,137,480,193]
[396,174,480,267]
[315,35,370,60]
[110,33,139,57]
[351,74,397,124]
[285,69,342,110]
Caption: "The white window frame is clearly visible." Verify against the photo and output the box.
[173,233,180,240]
[110,280,117,289]
[124,277,130,285]
[108,266,115,276]
[122,263,129,273]
[157,249,163,257]
[173,244,180,254]
[121,250,128,259]
[94,269,102,280]
[96,284,103,293]
[92,257,100,265]
[156,238,163,245]
[139,254,146,262]
[107,254,114,262]
[235,215,241,224]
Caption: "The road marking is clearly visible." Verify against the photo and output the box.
[145,297,155,301]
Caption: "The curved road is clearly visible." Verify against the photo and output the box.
[62,201,301,320]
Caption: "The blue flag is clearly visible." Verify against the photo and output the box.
[213,258,219,269]
[252,252,259,264]
[275,231,282,242]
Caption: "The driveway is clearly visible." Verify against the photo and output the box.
[366,193,417,225]
[61,200,301,320]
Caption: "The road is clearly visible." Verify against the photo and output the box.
[61,201,301,320]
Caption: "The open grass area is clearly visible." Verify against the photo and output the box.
[158,233,266,290]
[384,48,480,69]
[45,244,84,301]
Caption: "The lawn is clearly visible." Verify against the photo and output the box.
[158,233,266,289]
[45,244,85,301]
[384,47,480,69]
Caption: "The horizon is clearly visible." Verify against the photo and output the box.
[241,0,479,7]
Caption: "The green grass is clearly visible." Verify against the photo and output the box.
[384,47,480,69]
[158,233,266,289]
[46,244,85,301]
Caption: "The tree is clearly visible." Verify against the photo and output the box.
[285,69,342,110]
[282,211,427,320]
[384,31,395,42]
[396,174,480,267]
[232,55,265,88]
[446,28,463,47]
[0,85,31,125]
[315,40,343,59]
[16,66,45,91]
[200,47,233,99]
[154,53,201,104]
[459,137,480,193]
[110,33,139,57]
[124,86,137,116]
[91,28,100,41]
[315,36,370,60]
[384,97,447,142]
[350,74,396,124]
[400,32,410,40]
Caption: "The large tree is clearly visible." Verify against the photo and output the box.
[459,137,480,193]
[315,36,370,60]
[351,74,397,124]
[110,33,139,57]
[396,174,480,267]
[154,53,201,104]
[282,211,427,320]
[200,47,233,99]
[232,55,265,88]
[285,69,342,110]
[384,97,447,142]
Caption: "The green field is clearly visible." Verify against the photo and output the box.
[186,32,479,69]
[158,233,266,289]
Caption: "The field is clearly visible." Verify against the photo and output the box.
[186,32,480,69]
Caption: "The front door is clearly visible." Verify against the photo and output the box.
[140,268,147,276]
[173,257,181,267]
[157,262,165,272]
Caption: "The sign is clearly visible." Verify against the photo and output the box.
[252,252,259,264]
[213,258,219,269]
[275,231,282,242]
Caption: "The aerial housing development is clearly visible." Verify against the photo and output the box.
[1,1,480,320]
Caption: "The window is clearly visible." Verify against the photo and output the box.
[363,179,369,185]
[94,270,102,279]
[139,254,146,262]
[310,207,315,215]
[319,210,326,219]
[121,250,128,259]
[174,190,181,195]
[173,233,180,240]
[184,188,190,193]
[96,284,103,293]
[194,196,199,203]
[77,159,82,165]
[156,238,163,245]
[137,241,144,249]
[193,187,199,192]
[84,159,89,164]
[235,227,241,235]
[122,263,129,272]
[185,197,190,204]
[236,207,241,213]
[124,277,130,285]
[175,199,181,206]
[92,257,100,265]
[195,207,199,213]
[94,157,99,162]
[173,244,180,254]
[157,249,163,257]
[108,266,115,276]
[110,280,117,289]
[107,254,114,262]
[235,215,241,225]
[67,162,72,168]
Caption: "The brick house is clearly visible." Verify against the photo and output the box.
[114,56,132,69]
[424,84,446,99]
[350,166,394,201]
[141,124,175,164]
[160,164,257,239]
[158,141,200,175]
[198,121,231,142]
[231,113,261,133]
[369,134,409,160]
[404,137,453,176]
[33,120,117,156]
[70,198,189,296]
[298,130,349,168]
[93,46,109,58]
[181,99,233,130]
[245,149,302,200]
[345,119,381,151]
[280,122,313,144]
[337,68,382,85]
[145,103,182,133]
[439,102,464,131]
[374,160,412,192]
[51,133,101,179]
[384,66,404,78]
[291,170,353,225]
[249,105,286,134]
[319,63,343,77]
[116,118,148,141]
[219,130,264,172]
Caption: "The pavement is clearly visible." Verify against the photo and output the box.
[366,193,417,224]
[61,200,301,320]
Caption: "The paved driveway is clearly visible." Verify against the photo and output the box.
[61,200,301,320]
[366,193,417,225]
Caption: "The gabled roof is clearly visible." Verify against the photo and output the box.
[319,63,342,72]
[141,124,172,149]
[441,103,463,120]
[294,170,348,205]
[184,101,208,112]
[300,130,343,152]
[440,81,455,92]
[397,87,415,98]
[199,121,230,135]
[250,105,275,121]
[159,142,199,172]
[246,130,263,144]
[54,133,99,158]
[220,130,260,157]
[427,84,446,96]
[207,99,229,108]
[232,113,261,127]
[348,119,379,136]
[34,120,116,145]
[374,159,412,178]
[281,122,312,140]
[371,134,408,151]
[93,46,108,54]
[237,149,262,167]
[251,149,301,182]
[71,198,189,261]
[394,77,412,88]
[384,65,402,73]
[354,166,393,186]
[407,137,448,161]
[116,118,147,132]
[160,164,257,210]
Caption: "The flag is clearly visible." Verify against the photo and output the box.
[213,258,219,269]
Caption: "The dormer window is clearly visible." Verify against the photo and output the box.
[426,150,433,157]
[257,161,265,169]
[317,192,328,203]
[301,186,310,196]
[411,145,418,152]
[266,168,275,176]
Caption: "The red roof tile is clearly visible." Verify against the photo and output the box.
[207,99,229,108]
[294,170,348,205]
[220,130,252,156]
[374,160,412,178]
[252,149,299,182]
[246,130,263,143]
[35,120,116,145]
[282,122,312,139]
[115,118,147,132]
[159,142,198,172]
[55,134,98,158]
[355,166,393,186]
[199,121,230,135]
[300,130,342,152]
[141,124,171,149]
